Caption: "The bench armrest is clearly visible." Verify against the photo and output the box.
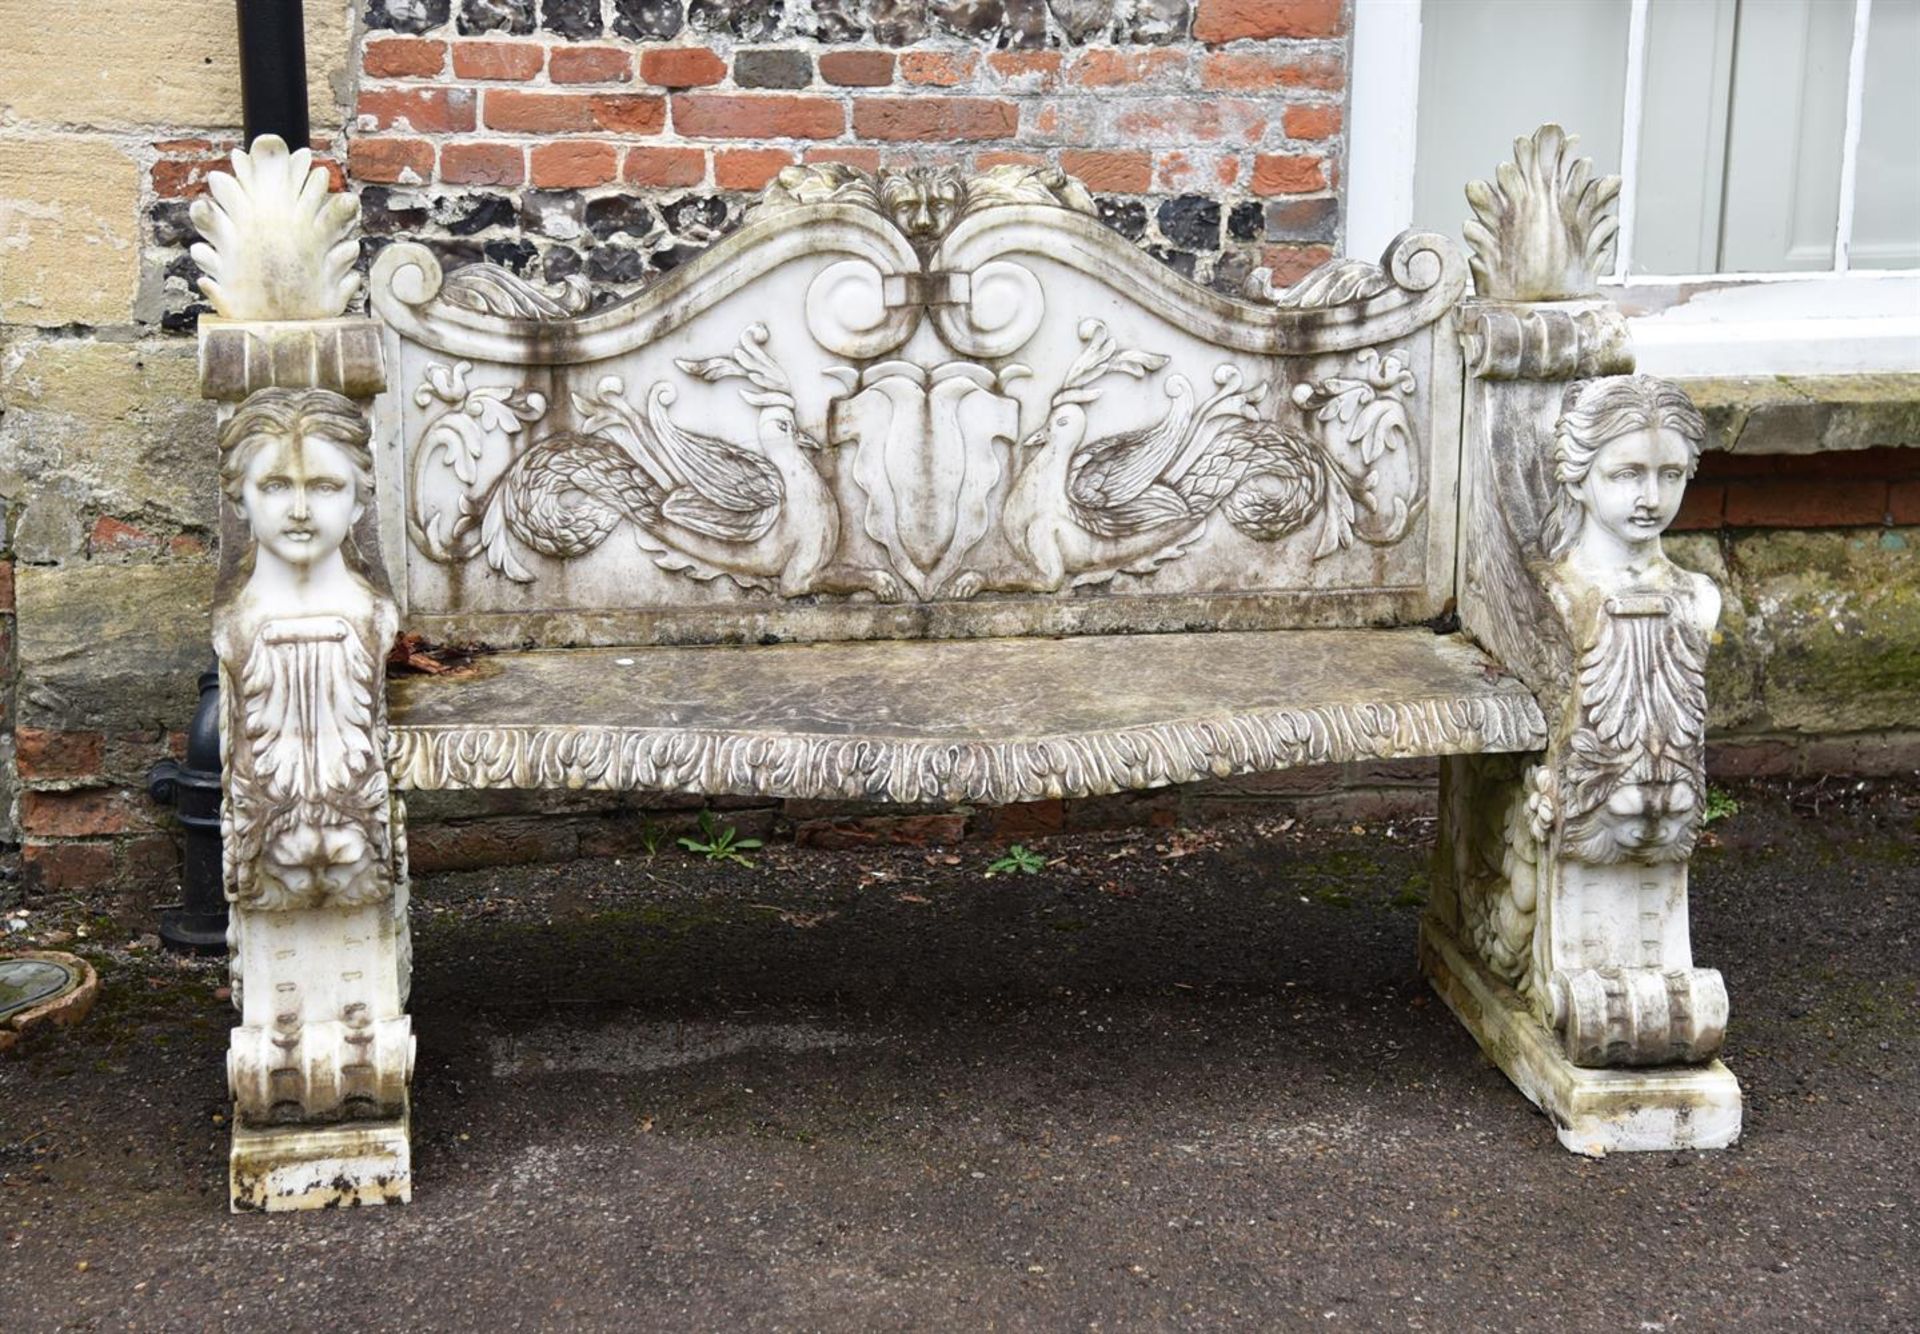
[1439,129,1729,1096]
[193,137,414,1208]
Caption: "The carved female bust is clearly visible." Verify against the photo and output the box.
[219,388,381,617]
[1536,375,1717,864]
[1540,374,1719,630]
[215,389,396,911]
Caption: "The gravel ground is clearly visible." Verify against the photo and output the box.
[2,780,1915,1332]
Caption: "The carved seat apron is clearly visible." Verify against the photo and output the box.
[189,128,1739,1211]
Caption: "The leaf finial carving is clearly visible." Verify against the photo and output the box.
[1463,124,1620,301]
[189,135,362,321]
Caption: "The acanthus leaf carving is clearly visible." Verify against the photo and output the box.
[1463,124,1621,301]
[1257,257,1393,309]
[1556,592,1709,865]
[1536,375,1717,867]
[1449,373,1728,1072]
[748,163,883,217]
[409,360,548,564]
[215,388,401,914]
[228,614,394,911]
[190,135,362,322]
[750,162,1098,252]
[960,162,1099,219]
[403,318,1433,604]
[438,264,591,321]
[389,690,1550,808]
[1291,348,1423,549]
[1457,756,1548,994]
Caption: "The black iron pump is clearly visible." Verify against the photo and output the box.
[150,1,310,953]
[148,666,225,951]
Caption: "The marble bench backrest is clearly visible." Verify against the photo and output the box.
[360,165,1471,650]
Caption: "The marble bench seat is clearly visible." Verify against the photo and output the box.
[387,629,1550,805]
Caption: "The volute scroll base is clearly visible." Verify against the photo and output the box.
[1548,964,1728,1068]
[198,318,387,403]
[1421,918,1741,1155]
[1435,126,1740,1148]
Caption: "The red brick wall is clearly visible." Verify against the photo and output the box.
[1671,447,1920,532]
[143,0,1354,333]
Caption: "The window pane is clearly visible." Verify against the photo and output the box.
[1410,0,1630,242]
[1631,0,1740,274]
[1852,0,1920,269]
[1713,0,1851,272]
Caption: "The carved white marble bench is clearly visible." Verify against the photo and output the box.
[190,127,1737,1211]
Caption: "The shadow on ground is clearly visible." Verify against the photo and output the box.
[2,782,1916,1331]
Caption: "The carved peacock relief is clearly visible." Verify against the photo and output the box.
[379,160,1461,611]
[487,325,845,597]
[405,320,1426,603]
[1002,323,1413,591]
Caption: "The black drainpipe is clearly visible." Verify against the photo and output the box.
[236,0,310,150]
[151,1,311,954]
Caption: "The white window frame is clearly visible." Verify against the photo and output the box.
[1347,0,1920,378]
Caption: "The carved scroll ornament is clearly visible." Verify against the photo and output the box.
[1458,757,1551,994]
[370,165,1465,365]
[367,161,1468,631]
[1456,373,1728,1069]
[747,161,1099,243]
[1536,375,1719,867]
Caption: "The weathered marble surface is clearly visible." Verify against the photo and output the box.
[192,138,415,1211]
[229,1113,411,1212]
[369,164,1469,645]
[1420,918,1740,1155]
[1464,124,1620,303]
[190,136,361,323]
[185,124,1748,1208]
[1427,129,1739,1150]
[211,386,414,1212]
[389,629,1548,804]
